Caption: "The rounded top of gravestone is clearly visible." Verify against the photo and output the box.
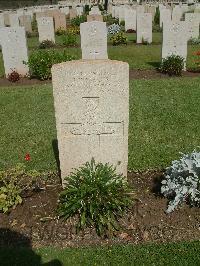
[51,59,129,71]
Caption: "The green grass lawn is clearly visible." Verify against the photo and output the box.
[0,33,199,77]
[1,241,200,265]
[0,77,200,172]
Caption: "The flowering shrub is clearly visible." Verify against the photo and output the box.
[110,32,128,46]
[107,23,121,35]
[67,25,80,35]
[58,158,133,237]
[159,54,185,76]
[161,151,200,213]
[26,50,76,80]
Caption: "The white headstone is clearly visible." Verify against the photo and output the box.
[37,17,55,43]
[0,27,29,77]
[9,13,19,27]
[162,22,188,69]
[89,6,101,15]
[60,6,70,16]
[51,59,129,183]
[125,8,136,31]
[185,13,200,40]
[160,8,171,28]
[80,21,108,60]
[136,13,152,44]
[172,6,183,23]
[0,14,4,27]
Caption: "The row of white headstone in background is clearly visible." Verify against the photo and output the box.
[0,16,195,78]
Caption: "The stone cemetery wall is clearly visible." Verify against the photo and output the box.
[37,17,55,43]
[80,21,108,60]
[137,13,152,44]
[51,60,129,183]
[0,27,29,77]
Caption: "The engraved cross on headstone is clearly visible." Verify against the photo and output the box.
[89,50,100,59]
[62,97,123,136]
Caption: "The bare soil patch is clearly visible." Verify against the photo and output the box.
[0,70,199,88]
[1,171,200,248]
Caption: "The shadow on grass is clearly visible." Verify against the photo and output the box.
[52,139,61,176]
[147,61,160,69]
[0,228,63,266]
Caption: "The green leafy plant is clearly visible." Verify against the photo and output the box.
[26,50,76,80]
[84,4,91,15]
[61,32,77,46]
[0,164,39,213]
[38,40,56,49]
[67,25,80,35]
[55,27,67,36]
[70,15,86,26]
[153,23,162,33]
[58,158,133,237]
[103,14,119,26]
[110,32,128,46]
[120,20,125,26]
[154,6,160,25]
[159,54,185,76]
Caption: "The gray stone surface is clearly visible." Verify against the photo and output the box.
[51,59,129,183]
[80,21,108,60]
[160,8,171,28]
[0,27,29,76]
[37,17,55,43]
[185,13,200,39]
[136,13,152,43]
[89,6,101,15]
[19,15,32,33]
[9,13,19,27]
[0,14,4,27]
[125,8,136,31]
[87,14,103,22]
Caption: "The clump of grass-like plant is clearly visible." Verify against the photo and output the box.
[58,158,133,237]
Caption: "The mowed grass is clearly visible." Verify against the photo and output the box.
[0,77,200,172]
[1,241,200,266]
[0,32,199,77]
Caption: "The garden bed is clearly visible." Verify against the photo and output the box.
[1,170,200,248]
[0,70,199,87]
